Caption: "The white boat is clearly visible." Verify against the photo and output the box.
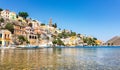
[17,44,38,49]
[26,44,38,48]
[39,44,48,48]
[17,45,26,48]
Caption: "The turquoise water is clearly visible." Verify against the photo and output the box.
[0,47,120,70]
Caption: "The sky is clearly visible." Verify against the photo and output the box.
[0,0,120,42]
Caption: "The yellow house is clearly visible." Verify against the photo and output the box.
[0,30,12,47]
[63,36,78,46]
[95,40,102,45]
[9,12,16,20]
[27,34,38,45]
[69,36,77,46]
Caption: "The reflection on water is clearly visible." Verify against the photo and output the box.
[0,47,120,70]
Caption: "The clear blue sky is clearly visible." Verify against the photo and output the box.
[0,0,120,42]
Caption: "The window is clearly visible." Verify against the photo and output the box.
[8,34,9,38]
[29,35,31,39]
[0,41,2,47]
[32,36,34,39]
[4,34,6,39]
[35,36,36,39]
[0,34,2,38]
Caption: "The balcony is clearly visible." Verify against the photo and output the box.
[0,38,2,40]
[4,37,11,40]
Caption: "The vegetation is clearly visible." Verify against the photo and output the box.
[58,30,69,38]
[0,18,4,22]
[5,23,14,34]
[52,39,57,45]
[18,35,29,44]
[41,23,45,26]
[83,37,98,46]
[77,34,81,37]
[52,23,57,28]
[71,32,76,36]
[57,38,64,46]
[52,38,64,46]
[18,12,29,19]
[58,30,76,38]
[0,8,3,11]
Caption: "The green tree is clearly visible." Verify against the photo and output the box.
[57,38,64,46]
[52,39,57,45]
[70,32,76,36]
[83,37,98,46]
[5,23,14,34]
[0,18,4,22]
[0,8,3,12]
[18,12,29,19]
[52,38,64,46]
[41,23,45,26]
[58,30,72,38]
[77,34,81,37]
[93,37,97,40]
[55,23,57,28]
[52,23,57,28]
[18,35,29,44]
[58,33,63,38]
[83,37,87,43]
[18,35,26,41]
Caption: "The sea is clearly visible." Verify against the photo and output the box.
[0,46,120,70]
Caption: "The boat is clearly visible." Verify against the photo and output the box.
[17,44,38,49]
[17,45,26,48]
[25,44,38,49]
[55,46,65,48]
[39,44,48,48]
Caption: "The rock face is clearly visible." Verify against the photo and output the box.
[106,36,120,46]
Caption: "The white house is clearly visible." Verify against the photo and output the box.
[1,9,16,20]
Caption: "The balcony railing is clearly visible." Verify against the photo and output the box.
[4,38,11,40]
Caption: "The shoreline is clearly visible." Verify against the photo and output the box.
[1,46,120,49]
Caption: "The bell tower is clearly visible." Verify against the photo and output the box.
[49,18,52,27]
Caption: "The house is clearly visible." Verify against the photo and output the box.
[34,27,41,34]
[1,10,16,20]
[13,24,26,36]
[25,27,38,45]
[27,33,38,45]
[0,30,12,47]
[1,10,10,19]
[9,12,16,20]
[95,40,102,45]
[32,20,40,28]
[27,19,41,34]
